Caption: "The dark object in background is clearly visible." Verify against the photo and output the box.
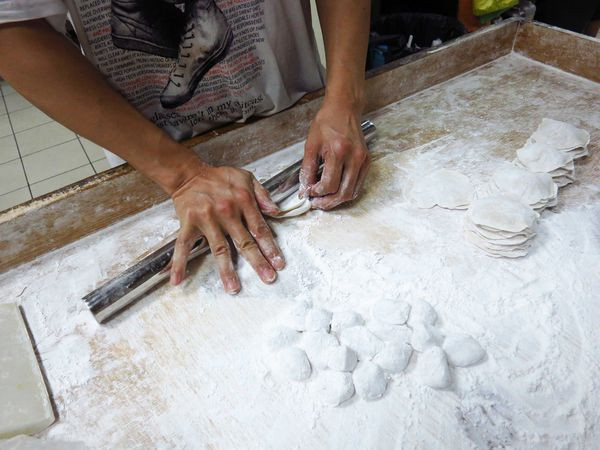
[378,0,458,17]
[535,0,600,33]
[367,13,467,70]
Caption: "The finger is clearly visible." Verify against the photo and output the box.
[252,178,280,216]
[225,218,277,284]
[311,156,363,211]
[243,204,285,271]
[353,154,372,200]
[201,218,241,294]
[309,145,344,197]
[170,221,202,285]
[299,140,320,197]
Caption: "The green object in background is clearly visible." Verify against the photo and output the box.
[477,6,513,23]
[473,0,518,17]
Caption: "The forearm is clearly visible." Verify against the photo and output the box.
[0,19,202,195]
[315,0,370,112]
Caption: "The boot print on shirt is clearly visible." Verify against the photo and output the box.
[160,0,234,109]
[110,0,185,59]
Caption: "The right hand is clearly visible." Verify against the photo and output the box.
[169,165,285,294]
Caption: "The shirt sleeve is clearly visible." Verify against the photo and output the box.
[0,0,67,24]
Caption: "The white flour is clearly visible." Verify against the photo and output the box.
[0,54,599,448]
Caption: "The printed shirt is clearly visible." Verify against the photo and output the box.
[0,0,325,140]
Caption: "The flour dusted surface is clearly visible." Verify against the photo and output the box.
[0,53,599,448]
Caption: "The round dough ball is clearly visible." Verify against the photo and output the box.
[371,299,411,325]
[352,361,387,400]
[367,320,412,344]
[312,371,355,406]
[443,334,485,367]
[410,323,442,352]
[339,326,383,361]
[273,347,311,381]
[264,325,301,352]
[304,308,333,332]
[407,300,438,327]
[373,342,413,373]
[327,345,358,372]
[330,311,365,336]
[281,300,312,331]
[416,347,450,389]
[301,331,339,370]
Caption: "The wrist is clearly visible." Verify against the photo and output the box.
[322,87,365,116]
[140,133,209,196]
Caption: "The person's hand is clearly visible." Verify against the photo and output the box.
[169,164,285,293]
[299,101,371,210]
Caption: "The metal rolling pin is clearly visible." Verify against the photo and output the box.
[83,120,376,323]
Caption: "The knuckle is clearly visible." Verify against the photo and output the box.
[196,204,213,221]
[332,139,351,156]
[212,242,230,257]
[237,238,258,252]
[234,189,253,205]
[251,222,272,240]
[215,199,235,217]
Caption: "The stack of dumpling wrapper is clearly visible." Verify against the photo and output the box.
[466,118,590,258]
[478,165,558,211]
[465,195,540,258]
[514,118,590,187]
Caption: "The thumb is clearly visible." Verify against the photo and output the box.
[252,178,280,216]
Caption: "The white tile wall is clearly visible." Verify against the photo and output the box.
[0,80,112,212]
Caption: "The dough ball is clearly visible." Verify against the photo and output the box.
[416,347,450,389]
[301,331,339,370]
[327,345,358,372]
[443,334,486,367]
[281,300,312,331]
[410,323,443,352]
[273,347,311,381]
[371,299,411,325]
[367,320,412,344]
[264,325,301,352]
[339,326,383,361]
[373,342,413,373]
[304,308,333,332]
[312,370,355,406]
[330,311,365,336]
[407,300,438,327]
[352,361,388,400]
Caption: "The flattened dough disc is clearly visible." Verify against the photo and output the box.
[267,192,312,219]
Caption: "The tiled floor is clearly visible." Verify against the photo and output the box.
[0,80,110,212]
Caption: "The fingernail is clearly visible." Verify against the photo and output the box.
[225,278,240,294]
[273,255,286,271]
[261,267,277,283]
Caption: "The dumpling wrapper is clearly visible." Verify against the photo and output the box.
[408,168,473,210]
[465,220,534,245]
[268,192,312,219]
[528,118,590,150]
[465,231,531,258]
[492,166,557,204]
[516,142,574,173]
[467,195,539,233]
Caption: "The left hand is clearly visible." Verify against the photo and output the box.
[299,101,371,210]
